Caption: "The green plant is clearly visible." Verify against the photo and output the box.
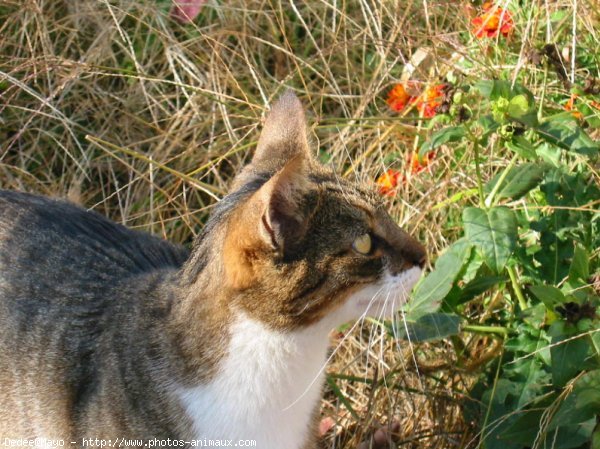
[405,77,599,448]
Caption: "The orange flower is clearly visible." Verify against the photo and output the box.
[565,94,583,120]
[377,153,436,196]
[386,84,416,112]
[472,3,514,38]
[408,152,435,175]
[376,169,402,196]
[415,84,446,118]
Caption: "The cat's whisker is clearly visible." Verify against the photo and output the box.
[282,311,368,412]
[376,292,392,368]
[400,309,425,391]
[392,310,406,354]
[375,309,396,406]
[292,296,326,316]
[386,286,420,382]
[336,283,389,383]
[372,287,417,401]
[360,285,393,377]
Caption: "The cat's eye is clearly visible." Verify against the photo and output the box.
[352,233,372,255]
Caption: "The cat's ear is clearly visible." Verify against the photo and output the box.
[256,155,309,252]
[253,90,311,169]
[231,90,311,190]
[224,156,310,290]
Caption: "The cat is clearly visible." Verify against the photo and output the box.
[0,91,425,449]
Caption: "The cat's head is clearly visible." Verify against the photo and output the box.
[201,91,425,330]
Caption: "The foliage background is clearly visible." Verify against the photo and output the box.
[0,1,598,448]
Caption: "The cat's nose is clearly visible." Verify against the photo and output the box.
[390,235,427,276]
[376,211,427,274]
[402,238,427,269]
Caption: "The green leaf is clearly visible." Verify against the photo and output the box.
[503,409,595,449]
[571,370,600,411]
[569,245,589,284]
[395,313,461,342]
[485,163,547,200]
[507,94,538,127]
[474,80,535,103]
[520,302,547,328]
[474,79,511,100]
[408,238,473,319]
[473,79,496,99]
[477,114,501,138]
[508,334,551,409]
[531,168,594,285]
[579,102,600,129]
[507,95,530,117]
[550,322,589,387]
[536,117,599,156]
[536,142,562,166]
[420,126,466,154]
[529,285,565,309]
[506,137,537,160]
[463,207,518,273]
[551,370,600,430]
[499,408,544,446]
[479,378,538,449]
[455,275,506,305]
[592,425,600,449]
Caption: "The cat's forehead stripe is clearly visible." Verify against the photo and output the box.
[308,173,373,196]
[316,185,376,220]
[313,178,376,201]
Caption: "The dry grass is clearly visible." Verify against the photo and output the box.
[1,0,598,447]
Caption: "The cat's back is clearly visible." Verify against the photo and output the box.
[0,189,189,339]
[0,190,190,438]
[0,189,189,291]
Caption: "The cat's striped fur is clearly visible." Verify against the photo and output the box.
[0,91,425,448]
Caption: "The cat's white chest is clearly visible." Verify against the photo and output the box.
[178,314,330,449]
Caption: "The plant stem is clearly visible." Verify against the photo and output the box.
[472,137,486,208]
[538,65,549,120]
[484,153,518,208]
[507,265,528,311]
[463,324,509,336]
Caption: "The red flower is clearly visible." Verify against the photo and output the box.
[472,3,514,38]
[386,84,416,112]
[376,169,403,196]
[387,83,447,118]
[377,153,436,196]
[408,152,435,174]
[415,84,446,118]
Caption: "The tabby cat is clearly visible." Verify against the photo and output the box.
[0,91,425,448]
